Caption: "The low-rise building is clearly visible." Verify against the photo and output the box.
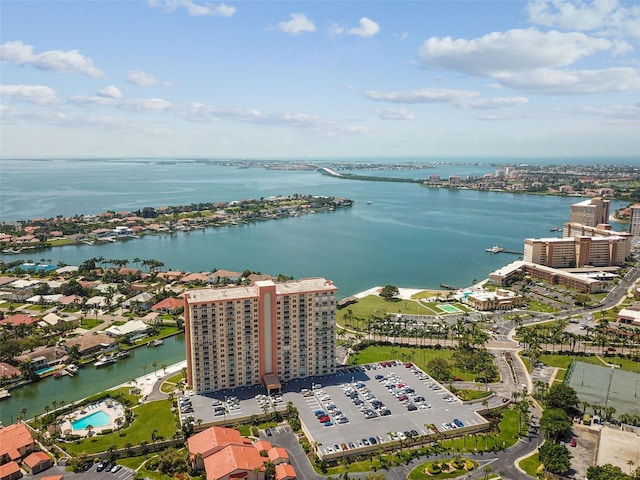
[617,308,640,327]
[0,423,36,465]
[463,289,524,311]
[187,426,296,480]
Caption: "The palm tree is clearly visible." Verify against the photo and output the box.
[141,364,148,376]
[151,361,158,375]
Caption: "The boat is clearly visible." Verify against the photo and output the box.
[550,227,561,232]
[147,339,164,347]
[116,350,131,359]
[0,389,10,400]
[53,372,62,379]
[94,355,117,367]
[486,245,505,253]
[65,364,79,376]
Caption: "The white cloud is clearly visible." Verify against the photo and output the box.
[149,0,236,17]
[67,93,363,135]
[366,87,479,104]
[277,13,316,34]
[127,70,171,87]
[97,85,123,99]
[418,28,637,94]
[572,104,640,119]
[348,17,380,38]
[419,28,617,76]
[69,95,172,112]
[0,84,58,104]
[0,40,103,78]
[495,66,640,94]
[365,87,529,110]
[527,0,640,38]
[371,107,415,120]
[330,17,380,38]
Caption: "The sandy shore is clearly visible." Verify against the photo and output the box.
[120,360,187,397]
[354,286,439,300]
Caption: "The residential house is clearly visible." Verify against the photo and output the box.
[22,452,52,474]
[151,297,183,313]
[104,320,149,340]
[63,333,115,358]
[0,462,22,480]
[0,363,21,382]
[0,423,36,465]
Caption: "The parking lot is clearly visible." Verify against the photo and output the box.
[180,361,489,459]
[294,361,489,458]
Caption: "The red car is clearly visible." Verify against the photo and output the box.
[318,415,330,423]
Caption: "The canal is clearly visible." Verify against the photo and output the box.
[0,334,186,425]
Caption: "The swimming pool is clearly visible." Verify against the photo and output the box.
[35,366,56,375]
[71,410,110,430]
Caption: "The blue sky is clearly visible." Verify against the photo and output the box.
[1,0,638,159]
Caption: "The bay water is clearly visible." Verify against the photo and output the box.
[0,158,630,423]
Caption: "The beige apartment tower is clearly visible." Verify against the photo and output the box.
[630,203,640,237]
[569,197,610,227]
[184,278,337,394]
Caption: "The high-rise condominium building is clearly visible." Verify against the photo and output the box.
[569,197,610,227]
[630,203,640,237]
[184,278,337,394]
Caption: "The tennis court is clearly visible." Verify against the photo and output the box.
[437,304,463,314]
[566,361,640,416]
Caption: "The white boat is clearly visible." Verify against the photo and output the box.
[147,339,164,347]
[65,364,79,375]
[94,355,117,367]
[0,389,11,399]
[486,245,505,253]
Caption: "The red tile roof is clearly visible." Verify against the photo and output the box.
[23,451,51,469]
[267,447,289,463]
[187,426,245,459]
[0,423,34,461]
[0,315,37,327]
[151,297,183,311]
[203,444,263,480]
[0,461,21,479]
[275,463,296,480]
[0,363,21,379]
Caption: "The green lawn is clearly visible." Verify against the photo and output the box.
[525,301,559,313]
[349,345,476,381]
[538,353,640,374]
[338,295,470,327]
[63,400,176,456]
[408,459,478,479]
[518,452,542,478]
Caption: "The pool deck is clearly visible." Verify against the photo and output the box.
[61,399,126,437]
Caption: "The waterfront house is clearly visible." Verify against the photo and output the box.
[151,297,183,313]
[0,363,21,382]
[63,333,115,358]
[104,319,149,339]
[121,292,154,310]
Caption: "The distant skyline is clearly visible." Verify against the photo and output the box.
[1,0,639,159]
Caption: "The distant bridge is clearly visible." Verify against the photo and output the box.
[317,167,343,177]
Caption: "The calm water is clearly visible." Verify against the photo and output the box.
[1,335,185,425]
[0,158,630,423]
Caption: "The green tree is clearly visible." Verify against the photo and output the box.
[380,285,399,301]
[540,408,572,441]
[586,463,632,480]
[426,357,452,382]
[545,383,579,413]
[539,442,572,476]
